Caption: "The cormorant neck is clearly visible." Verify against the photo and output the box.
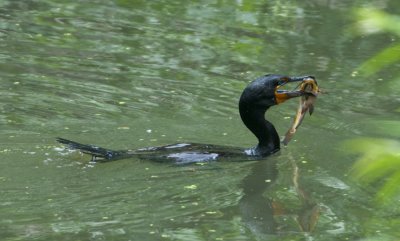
[239,105,280,156]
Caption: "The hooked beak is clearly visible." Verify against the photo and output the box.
[274,76,318,104]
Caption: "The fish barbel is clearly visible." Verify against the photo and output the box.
[282,78,319,145]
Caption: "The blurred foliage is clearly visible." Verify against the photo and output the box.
[348,138,400,203]
[355,8,400,77]
[350,11,400,241]
[350,8,400,205]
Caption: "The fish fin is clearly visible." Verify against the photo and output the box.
[309,104,314,115]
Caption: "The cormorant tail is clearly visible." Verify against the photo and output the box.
[56,138,127,162]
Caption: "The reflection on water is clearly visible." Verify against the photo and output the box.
[0,0,398,240]
[239,158,278,235]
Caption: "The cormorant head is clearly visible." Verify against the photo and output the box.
[238,74,316,156]
[239,74,315,111]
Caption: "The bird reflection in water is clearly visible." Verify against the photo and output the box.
[238,155,320,237]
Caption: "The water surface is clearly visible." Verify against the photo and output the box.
[1,0,399,240]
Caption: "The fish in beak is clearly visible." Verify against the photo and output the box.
[274,76,316,104]
[281,78,320,145]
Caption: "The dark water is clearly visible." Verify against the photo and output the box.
[1,0,399,240]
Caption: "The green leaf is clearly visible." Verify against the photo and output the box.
[353,153,400,183]
[348,138,400,204]
[376,170,400,202]
[356,8,400,36]
[358,43,400,76]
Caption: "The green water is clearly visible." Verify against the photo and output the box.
[1,0,399,240]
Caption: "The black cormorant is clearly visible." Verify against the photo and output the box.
[57,74,316,164]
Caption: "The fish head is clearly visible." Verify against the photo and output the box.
[300,78,319,97]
